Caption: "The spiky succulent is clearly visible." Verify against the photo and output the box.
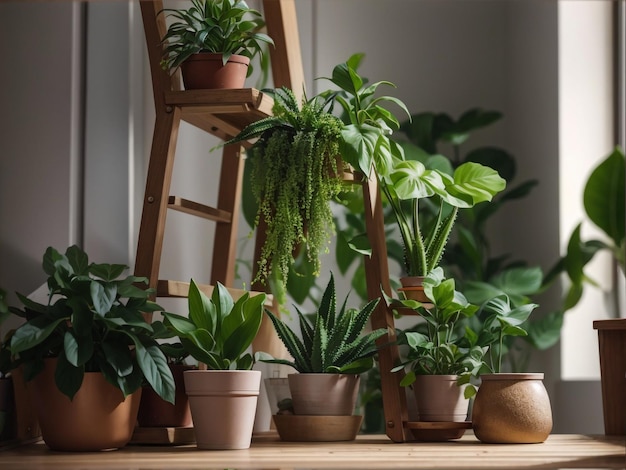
[259,274,386,374]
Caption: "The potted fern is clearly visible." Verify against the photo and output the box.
[226,87,346,306]
[159,0,274,89]
[162,279,266,450]
[7,245,175,451]
[258,273,386,419]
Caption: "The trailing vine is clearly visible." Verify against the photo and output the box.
[227,87,345,303]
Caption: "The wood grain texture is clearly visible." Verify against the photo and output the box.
[0,434,624,469]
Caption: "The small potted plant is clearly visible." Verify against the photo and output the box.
[162,279,266,450]
[470,294,552,444]
[159,0,274,89]
[257,273,386,441]
[7,245,175,451]
[390,268,485,434]
[226,87,346,306]
[259,274,386,415]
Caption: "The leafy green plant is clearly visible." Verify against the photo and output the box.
[389,268,486,397]
[159,0,274,76]
[259,274,386,374]
[0,288,11,377]
[383,159,506,277]
[471,295,538,373]
[8,245,175,403]
[397,109,563,372]
[548,146,625,315]
[321,53,410,179]
[226,87,345,306]
[162,279,266,370]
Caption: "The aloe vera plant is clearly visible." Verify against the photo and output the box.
[260,274,386,374]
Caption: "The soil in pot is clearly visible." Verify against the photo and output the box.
[30,359,142,451]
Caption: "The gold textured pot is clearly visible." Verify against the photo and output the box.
[472,373,552,443]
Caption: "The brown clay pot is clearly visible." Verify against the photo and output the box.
[180,53,250,90]
[413,374,469,422]
[472,373,553,443]
[30,359,142,451]
[398,276,429,302]
[184,369,261,450]
[137,364,194,428]
[288,373,360,416]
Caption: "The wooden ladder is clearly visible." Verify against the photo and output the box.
[136,0,413,444]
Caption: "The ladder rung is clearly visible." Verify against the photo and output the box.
[168,196,231,223]
[157,280,273,306]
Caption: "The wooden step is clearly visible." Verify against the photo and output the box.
[165,88,273,141]
[157,280,273,306]
[167,196,231,223]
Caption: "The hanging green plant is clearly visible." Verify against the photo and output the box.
[227,87,345,304]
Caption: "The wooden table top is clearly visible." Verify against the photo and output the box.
[0,433,624,469]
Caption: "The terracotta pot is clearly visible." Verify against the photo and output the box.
[30,359,142,451]
[398,276,429,302]
[137,364,194,428]
[184,369,261,450]
[288,373,360,416]
[10,367,40,442]
[180,53,250,90]
[472,373,553,443]
[413,374,469,422]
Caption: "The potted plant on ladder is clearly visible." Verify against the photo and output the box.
[162,279,266,450]
[389,267,486,441]
[159,0,274,89]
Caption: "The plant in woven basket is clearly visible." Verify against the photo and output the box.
[226,87,345,305]
[257,274,386,374]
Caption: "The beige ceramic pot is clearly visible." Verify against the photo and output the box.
[30,359,141,451]
[181,53,250,90]
[472,373,553,443]
[288,373,360,416]
[413,374,469,422]
[137,364,194,428]
[184,369,261,450]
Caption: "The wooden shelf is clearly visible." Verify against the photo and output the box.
[167,196,231,223]
[164,88,273,141]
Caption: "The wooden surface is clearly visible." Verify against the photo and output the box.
[0,434,624,469]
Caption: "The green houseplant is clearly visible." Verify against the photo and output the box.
[226,87,346,306]
[470,295,552,444]
[260,274,386,417]
[7,245,174,451]
[159,0,274,88]
[389,268,485,425]
[322,56,506,290]
[162,279,266,449]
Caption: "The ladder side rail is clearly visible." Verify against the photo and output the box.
[362,174,411,443]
